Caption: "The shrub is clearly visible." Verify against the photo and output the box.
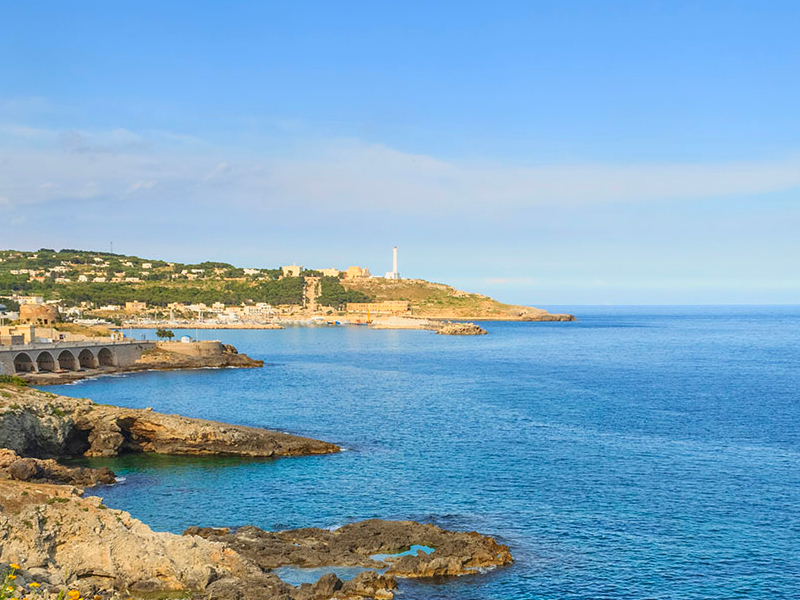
[0,375,28,387]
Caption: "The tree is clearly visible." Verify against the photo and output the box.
[155,328,175,341]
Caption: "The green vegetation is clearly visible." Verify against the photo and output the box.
[48,404,68,418]
[317,277,371,309]
[156,328,175,340]
[0,375,29,387]
[0,248,319,307]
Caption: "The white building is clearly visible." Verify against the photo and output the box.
[384,246,400,279]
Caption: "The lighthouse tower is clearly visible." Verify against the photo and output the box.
[385,246,400,279]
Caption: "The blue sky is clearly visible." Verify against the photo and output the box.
[1,1,799,304]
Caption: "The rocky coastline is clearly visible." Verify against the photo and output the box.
[0,383,513,599]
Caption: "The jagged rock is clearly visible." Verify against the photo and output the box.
[0,481,259,598]
[0,448,116,486]
[0,384,339,459]
[338,571,397,599]
[185,519,513,578]
[436,322,488,335]
[312,572,343,597]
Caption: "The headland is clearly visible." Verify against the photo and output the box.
[0,248,575,334]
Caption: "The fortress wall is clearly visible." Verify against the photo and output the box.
[156,340,224,358]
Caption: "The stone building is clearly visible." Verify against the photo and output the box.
[281,265,303,277]
[344,266,371,279]
[345,301,410,314]
[19,303,60,325]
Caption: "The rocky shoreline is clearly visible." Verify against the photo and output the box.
[0,383,513,599]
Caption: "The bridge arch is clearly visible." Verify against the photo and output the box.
[57,350,79,371]
[97,347,117,367]
[14,353,35,373]
[78,348,97,369]
[36,351,56,372]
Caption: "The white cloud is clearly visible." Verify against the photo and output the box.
[1,123,799,215]
[125,180,158,194]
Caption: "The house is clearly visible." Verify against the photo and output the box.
[282,265,303,277]
[344,266,371,279]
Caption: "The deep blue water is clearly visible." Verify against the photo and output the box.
[50,307,800,599]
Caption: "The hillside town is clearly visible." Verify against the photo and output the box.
[0,247,412,328]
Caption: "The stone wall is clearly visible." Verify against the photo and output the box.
[156,340,224,357]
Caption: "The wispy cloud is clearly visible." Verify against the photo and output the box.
[1,123,800,217]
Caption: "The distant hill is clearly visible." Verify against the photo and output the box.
[0,248,366,308]
[342,278,574,321]
[0,248,574,321]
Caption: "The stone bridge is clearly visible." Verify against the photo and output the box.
[0,340,155,375]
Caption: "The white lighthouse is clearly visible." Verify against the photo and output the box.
[385,246,400,280]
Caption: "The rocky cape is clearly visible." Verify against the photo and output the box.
[0,383,513,599]
[20,344,264,386]
[0,384,338,458]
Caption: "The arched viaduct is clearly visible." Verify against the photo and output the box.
[0,341,155,375]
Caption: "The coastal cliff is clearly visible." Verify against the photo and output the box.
[0,384,338,458]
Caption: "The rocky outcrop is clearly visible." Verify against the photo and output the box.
[186,518,513,578]
[436,322,488,335]
[0,480,509,600]
[0,384,339,459]
[135,346,263,370]
[0,480,262,597]
[22,344,264,386]
[521,312,576,322]
[0,384,511,600]
[0,448,116,487]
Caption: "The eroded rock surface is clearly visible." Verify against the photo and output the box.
[436,322,488,335]
[0,384,339,459]
[134,346,263,370]
[0,448,116,487]
[186,518,513,578]
[0,480,261,597]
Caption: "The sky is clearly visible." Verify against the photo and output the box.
[1,0,799,305]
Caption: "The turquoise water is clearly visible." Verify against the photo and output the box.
[50,307,800,599]
[274,545,435,586]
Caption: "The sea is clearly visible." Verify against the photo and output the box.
[49,306,800,599]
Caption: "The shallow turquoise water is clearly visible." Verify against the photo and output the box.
[50,307,800,599]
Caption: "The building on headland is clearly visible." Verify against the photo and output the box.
[282,265,303,277]
[14,295,44,305]
[384,246,399,279]
[125,301,147,312]
[344,266,371,279]
[320,268,340,277]
[0,324,35,345]
[345,300,410,315]
[19,303,60,325]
